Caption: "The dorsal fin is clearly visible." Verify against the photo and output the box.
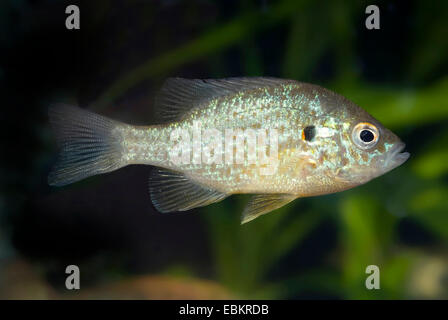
[242,194,298,224]
[154,77,289,122]
[149,167,228,212]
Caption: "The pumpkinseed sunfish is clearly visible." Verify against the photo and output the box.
[48,77,410,223]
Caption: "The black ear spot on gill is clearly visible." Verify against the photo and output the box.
[303,125,316,141]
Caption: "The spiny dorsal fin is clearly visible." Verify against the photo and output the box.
[154,77,289,122]
[242,194,298,224]
[149,167,228,212]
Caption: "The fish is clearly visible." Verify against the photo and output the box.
[48,77,410,224]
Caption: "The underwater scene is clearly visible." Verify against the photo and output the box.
[0,0,447,300]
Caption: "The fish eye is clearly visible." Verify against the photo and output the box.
[352,122,379,149]
[360,129,374,142]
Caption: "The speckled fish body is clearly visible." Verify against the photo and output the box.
[48,77,409,223]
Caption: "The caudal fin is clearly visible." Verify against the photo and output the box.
[48,104,125,186]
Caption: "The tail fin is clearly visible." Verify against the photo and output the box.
[48,104,125,186]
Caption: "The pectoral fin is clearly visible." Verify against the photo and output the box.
[241,194,298,224]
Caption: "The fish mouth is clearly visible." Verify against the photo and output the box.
[387,142,410,168]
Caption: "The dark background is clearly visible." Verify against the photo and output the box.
[0,0,447,299]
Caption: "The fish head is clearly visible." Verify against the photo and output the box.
[329,101,410,186]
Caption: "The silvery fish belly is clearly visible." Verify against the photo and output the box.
[48,77,410,223]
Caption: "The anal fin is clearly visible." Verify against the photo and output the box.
[242,194,298,224]
[149,168,228,213]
